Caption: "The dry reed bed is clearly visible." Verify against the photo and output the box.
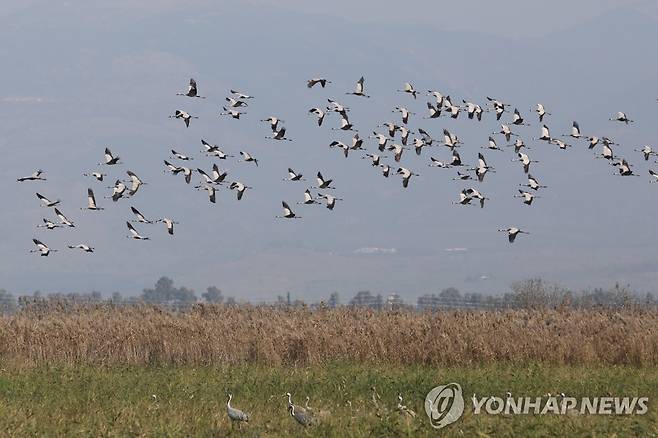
[0,305,656,367]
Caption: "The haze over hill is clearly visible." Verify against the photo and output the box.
[1,1,658,301]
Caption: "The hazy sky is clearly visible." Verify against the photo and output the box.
[1,1,658,301]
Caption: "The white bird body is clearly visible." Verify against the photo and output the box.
[412,138,426,155]
[474,153,494,182]
[333,116,353,131]
[599,143,614,161]
[269,126,292,141]
[126,221,149,240]
[610,112,633,124]
[196,184,217,203]
[614,159,637,176]
[535,103,550,121]
[399,126,411,145]
[308,107,325,126]
[36,192,61,208]
[164,160,181,174]
[54,208,75,227]
[326,99,348,113]
[17,169,46,182]
[239,151,259,167]
[380,122,399,138]
[498,227,529,243]
[130,206,153,224]
[84,188,103,211]
[68,244,94,253]
[202,139,233,160]
[428,90,445,106]
[225,97,248,108]
[170,110,198,127]
[108,180,126,202]
[511,108,527,126]
[569,121,582,138]
[315,172,335,189]
[347,76,369,97]
[514,152,537,174]
[37,218,61,230]
[463,101,477,119]
[364,153,384,166]
[515,190,539,205]
[219,106,245,119]
[487,97,507,120]
[227,394,250,424]
[230,181,251,200]
[285,168,305,181]
[230,89,253,99]
[388,143,406,162]
[285,393,314,426]
[299,189,318,205]
[211,164,227,184]
[370,132,389,151]
[170,149,192,161]
[417,128,433,146]
[396,167,418,188]
[450,150,463,167]
[157,218,178,235]
[329,141,350,158]
[318,193,342,210]
[196,167,214,185]
[443,129,460,149]
[447,102,461,119]
[425,102,441,118]
[551,138,571,150]
[429,157,450,168]
[261,116,282,131]
[497,124,515,142]
[635,145,656,161]
[452,171,472,181]
[398,82,417,99]
[31,239,56,256]
[83,171,107,181]
[397,394,416,418]
[351,133,364,151]
[536,125,551,142]
[484,136,503,151]
[126,171,145,196]
[454,190,473,205]
[464,187,489,208]
[176,78,205,98]
[394,106,413,124]
[649,169,658,183]
[277,201,301,219]
[523,174,547,191]
[307,77,330,88]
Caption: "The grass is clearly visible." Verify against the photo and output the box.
[1,304,657,367]
[0,363,656,437]
[1,305,656,435]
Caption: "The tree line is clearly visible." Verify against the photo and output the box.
[0,277,655,314]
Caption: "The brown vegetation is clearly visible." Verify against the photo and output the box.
[0,303,657,368]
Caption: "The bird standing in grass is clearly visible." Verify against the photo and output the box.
[397,394,416,418]
[285,393,314,426]
[226,394,249,427]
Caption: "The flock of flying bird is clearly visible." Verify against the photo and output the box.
[17,76,657,255]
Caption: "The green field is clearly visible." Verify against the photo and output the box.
[0,364,656,437]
